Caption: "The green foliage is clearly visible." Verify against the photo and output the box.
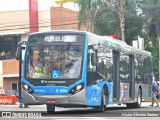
[125,16,143,45]
[94,11,119,36]
[77,0,160,73]
[78,0,105,32]
[137,0,160,73]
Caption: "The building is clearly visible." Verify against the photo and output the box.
[0,0,86,90]
[50,7,86,31]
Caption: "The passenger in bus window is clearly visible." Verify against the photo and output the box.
[1,50,6,60]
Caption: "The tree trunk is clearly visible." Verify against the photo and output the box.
[103,0,126,42]
[119,0,125,42]
[120,15,125,42]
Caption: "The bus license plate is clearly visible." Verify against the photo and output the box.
[46,99,56,104]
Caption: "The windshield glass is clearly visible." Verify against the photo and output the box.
[25,34,84,80]
[26,43,83,79]
[26,44,83,79]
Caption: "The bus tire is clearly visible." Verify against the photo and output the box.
[95,87,107,112]
[46,104,55,113]
[126,89,142,108]
[135,89,142,108]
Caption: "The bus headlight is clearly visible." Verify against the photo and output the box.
[76,84,83,91]
[24,84,28,90]
[23,84,33,94]
[69,83,84,95]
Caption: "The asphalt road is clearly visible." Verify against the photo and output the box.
[0,102,160,119]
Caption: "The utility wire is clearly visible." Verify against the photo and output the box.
[0,15,148,30]
[0,22,79,32]
[0,17,79,29]
[0,15,78,26]
[0,19,156,32]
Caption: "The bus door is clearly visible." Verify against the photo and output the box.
[129,55,135,100]
[113,51,120,102]
[119,54,135,103]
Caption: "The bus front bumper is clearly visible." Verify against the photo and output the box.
[22,89,86,106]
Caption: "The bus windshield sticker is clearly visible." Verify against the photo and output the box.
[107,41,113,46]
[52,70,61,79]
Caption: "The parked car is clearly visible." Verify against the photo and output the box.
[5,89,19,98]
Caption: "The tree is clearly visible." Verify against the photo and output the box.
[94,14,119,36]
[135,0,160,74]
[78,0,105,32]
[102,0,126,41]
[124,0,144,45]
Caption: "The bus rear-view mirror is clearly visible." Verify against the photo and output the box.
[16,46,21,60]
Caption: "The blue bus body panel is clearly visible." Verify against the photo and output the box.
[86,81,113,106]
[22,78,85,95]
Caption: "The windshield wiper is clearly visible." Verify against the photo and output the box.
[61,43,71,52]
[59,43,71,59]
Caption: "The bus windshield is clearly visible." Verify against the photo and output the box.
[25,34,84,80]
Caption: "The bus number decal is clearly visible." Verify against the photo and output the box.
[56,89,67,93]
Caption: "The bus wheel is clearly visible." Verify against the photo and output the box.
[46,104,55,113]
[135,89,142,108]
[126,89,141,108]
[95,88,107,112]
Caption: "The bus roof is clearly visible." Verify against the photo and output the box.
[29,30,86,35]
[87,32,151,56]
[29,30,151,56]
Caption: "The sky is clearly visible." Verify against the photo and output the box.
[0,0,78,12]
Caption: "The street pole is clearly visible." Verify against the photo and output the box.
[159,36,160,99]
[156,24,160,99]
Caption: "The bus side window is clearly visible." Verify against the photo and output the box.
[138,55,145,82]
[87,48,98,85]
[135,55,141,81]
[120,52,129,81]
[97,47,113,81]
[144,57,152,83]
[87,49,96,71]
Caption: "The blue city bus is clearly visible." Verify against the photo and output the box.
[16,30,153,112]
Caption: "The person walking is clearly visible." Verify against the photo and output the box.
[150,81,159,107]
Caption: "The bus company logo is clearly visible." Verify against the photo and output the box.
[2,112,11,118]
[41,80,46,83]
[1,112,42,118]
[52,70,60,79]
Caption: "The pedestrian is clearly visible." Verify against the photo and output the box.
[19,98,29,108]
[150,81,159,107]
[19,103,29,108]
[24,104,29,108]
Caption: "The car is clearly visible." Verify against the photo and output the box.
[5,89,19,98]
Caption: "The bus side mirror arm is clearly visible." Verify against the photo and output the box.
[91,53,97,66]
